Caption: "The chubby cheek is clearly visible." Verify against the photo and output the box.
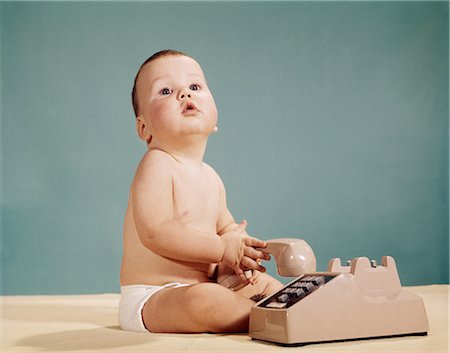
[211,108,218,128]
[148,102,175,129]
[204,96,218,125]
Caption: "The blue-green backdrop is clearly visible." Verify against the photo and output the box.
[1,1,448,295]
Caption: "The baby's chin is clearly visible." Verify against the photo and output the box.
[180,117,217,134]
[176,125,215,139]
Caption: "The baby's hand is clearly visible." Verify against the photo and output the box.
[238,232,271,283]
[239,237,270,270]
[220,220,271,283]
[220,221,246,272]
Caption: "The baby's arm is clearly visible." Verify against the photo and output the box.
[216,173,270,277]
[132,152,242,267]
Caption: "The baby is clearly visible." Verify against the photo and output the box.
[119,50,283,333]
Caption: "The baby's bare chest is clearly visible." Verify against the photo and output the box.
[171,170,220,224]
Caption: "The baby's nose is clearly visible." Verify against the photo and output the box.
[177,88,192,101]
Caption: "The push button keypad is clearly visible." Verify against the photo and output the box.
[261,274,335,309]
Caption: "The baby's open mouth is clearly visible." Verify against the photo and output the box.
[182,102,198,115]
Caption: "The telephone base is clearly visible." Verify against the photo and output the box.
[249,256,429,345]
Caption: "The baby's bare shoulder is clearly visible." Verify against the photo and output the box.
[203,163,222,182]
[143,148,178,164]
[203,163,225,187]
[135,149,177,180]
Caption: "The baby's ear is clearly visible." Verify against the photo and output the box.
[136,116,152,142]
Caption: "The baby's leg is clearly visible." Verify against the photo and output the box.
[142,282,255,333]
[235,271,284,301]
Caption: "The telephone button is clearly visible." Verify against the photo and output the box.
[294,288,305,297]
[278,294,289,303]
[311,276,325,286]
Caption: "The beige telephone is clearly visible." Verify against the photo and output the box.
[248,238,429,346]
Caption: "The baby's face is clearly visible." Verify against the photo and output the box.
[135,55,218,144]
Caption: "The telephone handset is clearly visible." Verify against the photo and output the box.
[257,238,316,276]
[217,238,316,290]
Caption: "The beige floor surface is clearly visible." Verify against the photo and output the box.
[1,285,448,353]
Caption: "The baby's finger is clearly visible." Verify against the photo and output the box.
[244,269,253,282]
[235,219,248,233]
[244,245,271,261]
[244,236,266,249]
[240,256,267,273]
[248,269,261,284]
[234,267,248,282]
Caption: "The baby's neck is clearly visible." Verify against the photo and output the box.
[149,138,208,166]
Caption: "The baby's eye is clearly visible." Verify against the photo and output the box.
[160,87,172,96]
[189,84,201,91]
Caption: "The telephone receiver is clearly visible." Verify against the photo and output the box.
[217,238,316,290]
[257,238,317,277]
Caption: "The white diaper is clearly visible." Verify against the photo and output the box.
[118,283,190,332]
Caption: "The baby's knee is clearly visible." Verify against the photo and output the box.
[183,283,253,332]
[184,283,237,312]
[257,272,284,294]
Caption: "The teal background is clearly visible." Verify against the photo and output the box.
[1,1,448,295]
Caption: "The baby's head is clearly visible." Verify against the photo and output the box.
[131,49,184,118]
[131,50,218,146]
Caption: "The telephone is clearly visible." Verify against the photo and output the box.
[248,238,429,346]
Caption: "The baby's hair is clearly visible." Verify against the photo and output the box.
[131,49,189,117]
